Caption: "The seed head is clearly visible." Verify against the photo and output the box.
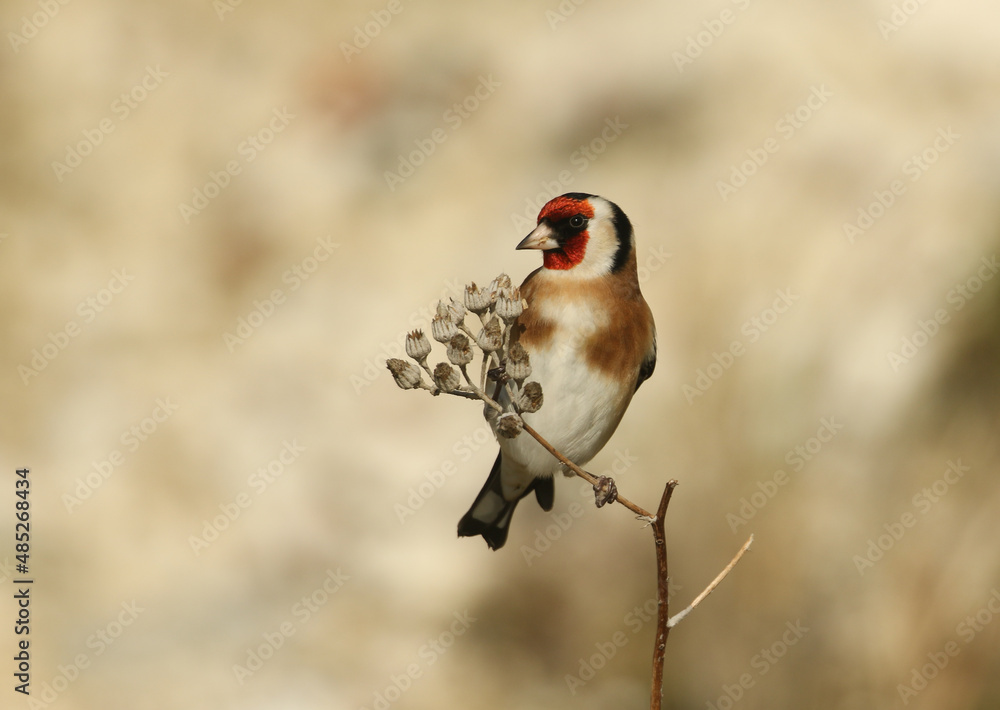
[433,362,461,392]
[431,314,458,343]
[496,286,523,322]
[405,330,432,362]
[518,381,544,413]
[386,358,423,390]
[476,316,503,352]
[489,273,512,304]
[447,334,474,366]
[497,412,523,438]
[505,341,531,381]
[464,282,491,314]
[446,297,466,325]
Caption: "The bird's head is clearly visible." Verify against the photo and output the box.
[517,193,633,277]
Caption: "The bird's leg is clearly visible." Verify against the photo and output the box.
[487,365,509,385]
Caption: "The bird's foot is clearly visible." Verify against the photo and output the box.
[593,476,618,508]
[487,366,510,385]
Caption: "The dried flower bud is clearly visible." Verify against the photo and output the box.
[594,476,617,508]
[497,412,523,438]
[433,362,461,392]
[447,334,474,366]
[464,282,491,314]
[476,316,503,352]
[496,286,523,322]
[446,297,466,325]
[405,330,432,362]
[518,381,543,413]
[489,273,512,303]
[431,314,458,343]
[386,358,423,390]
[505,341,531,381]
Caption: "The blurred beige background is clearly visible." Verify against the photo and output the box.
[2,0,999,708]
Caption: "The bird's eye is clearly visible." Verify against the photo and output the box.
[569,215,586,229]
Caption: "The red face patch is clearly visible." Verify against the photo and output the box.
[542,234,587,270]
[537,196,594,270]
[537,195,595,224]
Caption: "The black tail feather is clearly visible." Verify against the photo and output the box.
[533,475,554,511]
[458,453,554,550]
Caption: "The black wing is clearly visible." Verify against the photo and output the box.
[635,336,656,392]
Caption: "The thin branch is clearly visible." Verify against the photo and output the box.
[415,358,437,384]
[460,318,518,403]
[667,534,754,629]
[436,387,480,400]
[650,480,678,710]
[458,365,503,412]
[519,421,654,520]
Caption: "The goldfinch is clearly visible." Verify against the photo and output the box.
[458,193,656,549]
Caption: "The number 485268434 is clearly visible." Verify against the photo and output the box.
[15,468,29,570]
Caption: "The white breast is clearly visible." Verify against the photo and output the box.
[490,301,633,477]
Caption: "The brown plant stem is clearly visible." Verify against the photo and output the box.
[650,480,678,710]
[520,421,654,519]
[519,420,753,710]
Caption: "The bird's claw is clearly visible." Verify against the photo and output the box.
[487,366,510,384]
[594,476,618,508]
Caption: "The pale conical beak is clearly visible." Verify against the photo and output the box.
[516,222,560,250]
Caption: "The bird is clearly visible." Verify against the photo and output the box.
[457,193,656,550]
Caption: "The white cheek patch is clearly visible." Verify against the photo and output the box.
[567,198,628,278]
